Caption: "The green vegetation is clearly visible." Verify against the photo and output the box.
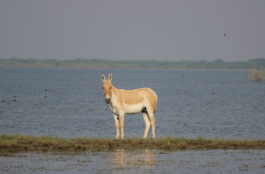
[249,68,265,82]
[1,134,265,155]
[0,58,265,69]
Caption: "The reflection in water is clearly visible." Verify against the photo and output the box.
[1,150,265,174]
[111,149,156,172]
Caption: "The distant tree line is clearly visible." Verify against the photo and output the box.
[0,58,265,70]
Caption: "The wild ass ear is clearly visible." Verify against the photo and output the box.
[101,74,106,82]
[108,73,112,81]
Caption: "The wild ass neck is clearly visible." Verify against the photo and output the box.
[108,85,119,115]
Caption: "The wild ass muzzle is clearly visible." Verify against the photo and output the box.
[101,73,158,139]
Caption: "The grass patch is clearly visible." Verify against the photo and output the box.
[1,134,265,154]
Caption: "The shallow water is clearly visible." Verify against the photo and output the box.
[1,68,265,139]
[1,68,265,173]
[1,150,265,174]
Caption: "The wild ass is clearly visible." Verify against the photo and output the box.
[101,73,157,139]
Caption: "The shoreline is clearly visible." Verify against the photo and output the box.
[1,58,264,70]
[0,66,252,71]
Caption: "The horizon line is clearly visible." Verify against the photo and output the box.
[1,57,265,62]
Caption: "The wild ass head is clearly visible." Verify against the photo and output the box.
[101,73,113,104]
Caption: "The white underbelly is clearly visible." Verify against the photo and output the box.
[124,103,143,114]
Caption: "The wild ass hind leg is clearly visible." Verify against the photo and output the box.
[147,108,156,139]
[113,114,120,139]
[142,112,151,139]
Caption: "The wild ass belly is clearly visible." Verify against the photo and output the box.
[124,103,144,114]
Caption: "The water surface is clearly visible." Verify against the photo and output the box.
[0,69,265,139]
[1,68,265,174]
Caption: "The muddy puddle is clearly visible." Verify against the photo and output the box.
[1,149,265,174]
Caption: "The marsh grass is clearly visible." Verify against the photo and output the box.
[1,134,265,154]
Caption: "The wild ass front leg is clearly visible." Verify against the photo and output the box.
[119,112,125,139]
[113,114,120,139]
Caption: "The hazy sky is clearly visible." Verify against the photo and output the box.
[0,0,264,61]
